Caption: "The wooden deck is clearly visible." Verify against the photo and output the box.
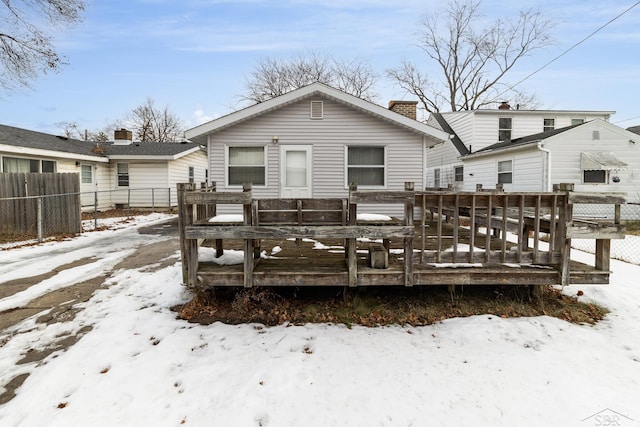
[178,182,625,289]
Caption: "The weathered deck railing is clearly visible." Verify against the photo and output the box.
[178,181,625,289]
[416,183,625,285]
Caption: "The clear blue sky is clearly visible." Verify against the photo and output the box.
[2,0,639,136]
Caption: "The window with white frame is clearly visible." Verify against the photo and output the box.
[1,156,56,173]
[454,166,464,182]
[228,146,266,186]
[571,118,585,126]
[583,170,607,184]
[543,118,555,132]
[188,166,194,183]
[347,146,385,187]
[498,117,512,141]
[434,168,441,188]
[81,164,92,184]
[117,163,129,187]
[497,160,513,184]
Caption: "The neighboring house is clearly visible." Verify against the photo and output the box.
[185,82,449,214]
[425,105,614,190]
[0,125,207,210]
[427,106,640,218]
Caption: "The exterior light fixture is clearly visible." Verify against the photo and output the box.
[272,136,279,144]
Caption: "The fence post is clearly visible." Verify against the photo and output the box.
[152,188,155,212]
[37,196,43,242]
[168,188,171,210]
[94,191,98,230]
[127,189,131,217]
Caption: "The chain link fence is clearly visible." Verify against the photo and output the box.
[3,187,640,266]
[571,203,640,265]
[1,187,177,245]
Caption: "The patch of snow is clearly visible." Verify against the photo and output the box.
[208,214,243,223]
[357,213,392,221]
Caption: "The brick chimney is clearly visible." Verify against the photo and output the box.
[114,128,133,145]
[498,101,511,110]
[388,100,418,120]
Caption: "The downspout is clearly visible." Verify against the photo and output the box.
[537,143,551,192]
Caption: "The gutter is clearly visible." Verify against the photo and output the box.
[463,141,540,160]
[537,143,552,192]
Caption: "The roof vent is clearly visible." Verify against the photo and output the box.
[310,101,323,119]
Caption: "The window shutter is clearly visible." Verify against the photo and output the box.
[310,101,323,119]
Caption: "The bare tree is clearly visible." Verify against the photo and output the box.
[56,121,112,142]
[387,0,553,114]
[127,98,185,142]
[242,51,378,103]
[1,0,85,92]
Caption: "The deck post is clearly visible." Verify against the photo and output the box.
[347,182,358,286]
[178,182,198,286]
[404,182,414,286]
[197,182,207,221]
[556,183,574,286]
[242,183,254,288]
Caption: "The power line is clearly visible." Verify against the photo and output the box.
[500,1,640,96]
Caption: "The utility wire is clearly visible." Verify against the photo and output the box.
[499,1,640,97]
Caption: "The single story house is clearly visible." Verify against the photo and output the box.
[0,125,207,210]
[184,82,449,215]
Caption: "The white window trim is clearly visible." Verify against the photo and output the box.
[1,155,57,173]
[498,117,513,141]
[454,165,464,182]
[582,169,608,184]
[80,164,93,184]
[497,159,513,185]
[224,145,268,188]
[344,145,387,189]
[543,118,555,132]
[116,162,129,187]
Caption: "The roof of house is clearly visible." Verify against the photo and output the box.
[440,108,615,117]
[185,82,450,144]
[104,142,204,160]
[462,118,639,161]
[0,124,104,158]
[430,113,470,156]
[627,125,640,135]
[470,122,584,154]
[0,124,203,161]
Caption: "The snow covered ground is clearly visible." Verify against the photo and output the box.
[0,215,639,426]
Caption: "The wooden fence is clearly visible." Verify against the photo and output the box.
[0,173,81,240]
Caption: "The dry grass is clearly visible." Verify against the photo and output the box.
[623,220,640,236]
[176,285,608,327]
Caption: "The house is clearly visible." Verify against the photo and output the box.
[426,106,639,217]
[0,125,207,210]
[184,82,449,214]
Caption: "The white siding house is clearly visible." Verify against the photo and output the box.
[0,125,207,210]
[461,119,639,217]
[186,83,449,215]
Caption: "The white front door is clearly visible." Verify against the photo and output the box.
[280,145,312,198]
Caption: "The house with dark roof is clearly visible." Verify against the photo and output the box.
[185,82,449,214]
[427,107,639,217]
[0,125,207,210]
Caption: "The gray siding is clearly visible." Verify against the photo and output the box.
[209,96,431,215]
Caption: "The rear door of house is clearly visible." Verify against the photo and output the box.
[80,164,96,208]
[280,145,312,198]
